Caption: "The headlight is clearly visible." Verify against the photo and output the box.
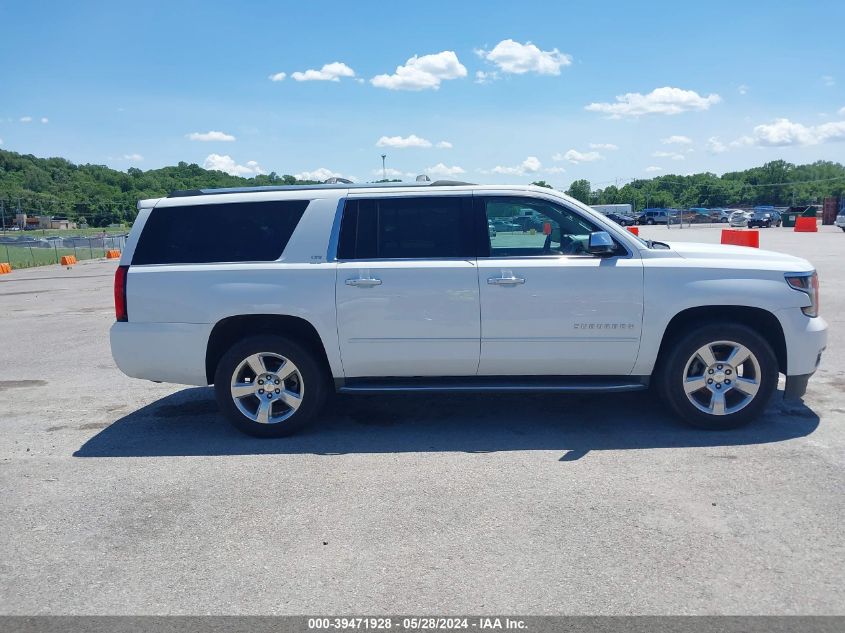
[785,271,819,317]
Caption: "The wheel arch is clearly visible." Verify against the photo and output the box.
[205,314,332,385]
[656,305,787,374]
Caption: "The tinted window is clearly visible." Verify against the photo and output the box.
[337,196,474,260]
[132,200,308,265]
[480,196,623,257]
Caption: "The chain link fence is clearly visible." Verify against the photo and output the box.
[0,233,127,269]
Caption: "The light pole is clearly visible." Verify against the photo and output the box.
[381,154,387,181]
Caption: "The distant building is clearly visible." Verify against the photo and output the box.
[36,215,76,230]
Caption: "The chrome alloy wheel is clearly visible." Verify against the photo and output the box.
[682,340,761,416]
[230,352,304,424]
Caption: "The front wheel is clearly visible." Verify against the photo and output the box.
[214,335,327,437]
[657,324,778,430]
[647,219,655,225]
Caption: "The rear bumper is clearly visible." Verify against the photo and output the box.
[110,321,212,386]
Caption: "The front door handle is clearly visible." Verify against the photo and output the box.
[488,276,525,286]
[346,277,383,287]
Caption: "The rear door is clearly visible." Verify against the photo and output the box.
[335,194,480,378]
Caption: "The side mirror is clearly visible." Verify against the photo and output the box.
[588,231,616,256]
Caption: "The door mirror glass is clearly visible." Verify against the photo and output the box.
[588,231,615,256]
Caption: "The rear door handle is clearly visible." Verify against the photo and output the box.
[488,276,525,285]
[345,277,383,287]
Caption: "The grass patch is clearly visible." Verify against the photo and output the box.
[0,244,109,269]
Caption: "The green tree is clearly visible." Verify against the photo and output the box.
[566,179,591,204]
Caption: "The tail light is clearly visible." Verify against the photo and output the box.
[785,271,819,317]
[114,265,129,322]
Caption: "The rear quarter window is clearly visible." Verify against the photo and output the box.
[132,200,308,265]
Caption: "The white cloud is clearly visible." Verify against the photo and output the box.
[585,86,721,118]
[376,134,432,149]
[475,70,499,84]
[424,163,466,177]
[436,140,453,149]
[372,167,410,178]
[477,39,572,75]
[839,106,845,116]
[268,72,287,82]
[122,153,143,162]
[822,75,835,87]
[40,117,49,124]
[544,166,567,174]
[371,51,466,91]
[589,143,618,150]
[731,117,845,147]
[20,116,32,123]
[291,62,356,82]
[661,135,692,145]
[554,149,603,164]
[295,167,343,181]
[187,130,236,142]
[645,166,663,172]
[203,153,266,177]
[652,150,685,160]
[738,84,749,95]
[0,138,3,145]
[706,137,728,154]
[491,156,542,176]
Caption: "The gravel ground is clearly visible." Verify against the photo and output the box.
[1,225,843,615]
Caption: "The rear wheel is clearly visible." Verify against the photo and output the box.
[214,335,327,437]
[657,324,778,429]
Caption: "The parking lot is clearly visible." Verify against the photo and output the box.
[1,224,843,615]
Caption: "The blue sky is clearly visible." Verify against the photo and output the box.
[1,0,844,188]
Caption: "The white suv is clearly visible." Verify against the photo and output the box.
[111,182,827,437]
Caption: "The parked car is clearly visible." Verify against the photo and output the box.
[836,209,845,232]
[709,208,731,223]
[748,210,782,228]
[491,218,520,232]
[729,210,751,227]
[688,208,713,224]
[638,208,673,225]
[488,222,497,238]
[111,181,827,437]
[605,212,636,226]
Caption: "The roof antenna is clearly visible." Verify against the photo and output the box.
[416,174,431,182]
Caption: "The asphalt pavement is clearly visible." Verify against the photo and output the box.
[1,225,843,614]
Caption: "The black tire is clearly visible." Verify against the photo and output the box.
[214,335,327,437]
[656,323,778,430]
[647,218,655,225]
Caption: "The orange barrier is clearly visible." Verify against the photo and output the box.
[106,249,121,259]
[0,263,11,274]
[60,255,77,266]
[721,229,759,248]
[794,217,818,232]
[626,226,639,235]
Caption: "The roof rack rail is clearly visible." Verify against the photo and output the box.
[167,180,475,198]
[324,177,353,184]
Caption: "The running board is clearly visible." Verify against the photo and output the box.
[337,376,649,394]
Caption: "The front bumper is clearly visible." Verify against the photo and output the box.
[784,373,813,400]
[776,309,827,400]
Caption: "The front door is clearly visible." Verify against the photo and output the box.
[335,194,480,378]
[476,195,644,376]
